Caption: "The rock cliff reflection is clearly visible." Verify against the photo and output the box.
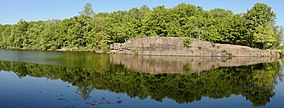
[0,55,281,107]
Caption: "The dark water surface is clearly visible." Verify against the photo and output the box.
[0,49,284,108]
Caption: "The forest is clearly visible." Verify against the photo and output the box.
[0,3,283,52]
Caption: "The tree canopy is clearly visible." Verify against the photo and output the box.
[0,3,282,51]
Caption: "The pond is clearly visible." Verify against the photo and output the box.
[0,49,284,108]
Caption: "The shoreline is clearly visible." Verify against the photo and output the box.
[1,37,282,58]
[1,47,281,58]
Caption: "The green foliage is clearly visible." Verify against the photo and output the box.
[197,46,202,50]
[244,3,279,48]
[183,37,191,47]
[253,24,279,49]
[0,3,281,50]
[79,3,95,17]
[221,50,233,57]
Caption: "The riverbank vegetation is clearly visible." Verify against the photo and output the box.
[0,3,283,52]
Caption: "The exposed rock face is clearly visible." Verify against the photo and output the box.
[110,54,278,74]
[110,36,280,57]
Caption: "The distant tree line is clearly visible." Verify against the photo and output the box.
[0,3,283,51]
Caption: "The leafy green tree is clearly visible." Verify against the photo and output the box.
[13,19,29,48]
[246,3,276,27]
[253,24,279,49]
[0,3,281,50]
[276,26,284,45]
[245,3,277,47]
[79,3,95,17]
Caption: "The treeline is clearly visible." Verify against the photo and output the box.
[0,3,283,51]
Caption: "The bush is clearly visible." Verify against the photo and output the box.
[183,37,191,48]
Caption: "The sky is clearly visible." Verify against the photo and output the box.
[0,0,283,26]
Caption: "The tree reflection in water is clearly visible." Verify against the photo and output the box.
[0,57,280,107]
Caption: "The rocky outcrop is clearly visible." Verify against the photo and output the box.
[110,36,280,57]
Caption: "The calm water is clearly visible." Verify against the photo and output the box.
[0,49,284,108]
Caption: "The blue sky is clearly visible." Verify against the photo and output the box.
[0,0,283,26]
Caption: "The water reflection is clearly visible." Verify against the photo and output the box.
[0,58,281,107]
[110,54,278,73]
